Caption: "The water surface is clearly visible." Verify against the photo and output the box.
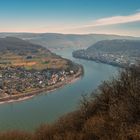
[0,48,118,131]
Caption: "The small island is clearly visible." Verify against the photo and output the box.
[0,37,83,103]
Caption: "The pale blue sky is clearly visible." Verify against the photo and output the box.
[0,0,140,36]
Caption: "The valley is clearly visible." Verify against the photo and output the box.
[0,37,82,103]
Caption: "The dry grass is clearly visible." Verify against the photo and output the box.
[0,52,68,70]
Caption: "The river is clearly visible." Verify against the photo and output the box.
[0,48,118,131]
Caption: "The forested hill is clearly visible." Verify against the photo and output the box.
[0,37,49,54]
[87,39,140,56]
[73,39,140,67]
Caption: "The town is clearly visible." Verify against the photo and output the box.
[0,66,76,98]
[73,50,139,68]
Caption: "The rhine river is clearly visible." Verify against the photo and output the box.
[0,48,118,131]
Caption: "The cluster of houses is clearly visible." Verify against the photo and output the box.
[87,53,138,67]
[0,66,75,97]
[73,50,139,67]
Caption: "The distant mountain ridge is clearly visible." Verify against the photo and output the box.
[0,33,140,50]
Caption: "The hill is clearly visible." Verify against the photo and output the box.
[0,37,48,54]
[0,37,72,70]
[0,33,140,50]
[73,39,140,67]
[87,39,140,57]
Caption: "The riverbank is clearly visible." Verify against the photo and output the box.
[0,64,83,104]
[73,54,127,68]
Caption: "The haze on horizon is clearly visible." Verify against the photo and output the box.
[0,0,140,37]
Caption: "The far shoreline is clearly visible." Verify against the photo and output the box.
[73,55,127,68]
[0,64,83,105]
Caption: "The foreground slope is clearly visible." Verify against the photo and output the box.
[0,65,139,140]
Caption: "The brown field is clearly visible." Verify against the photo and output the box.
[13,62,37,66]
[0,52,69,70]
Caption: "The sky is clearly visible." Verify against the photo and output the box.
[0,0,140,36]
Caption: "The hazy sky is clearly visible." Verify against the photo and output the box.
[0,0,140,36]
